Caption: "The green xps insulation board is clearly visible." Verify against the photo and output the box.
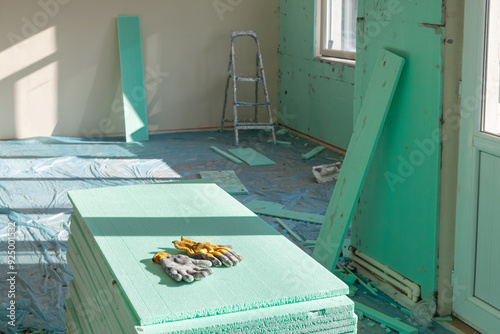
[199,170,249,195]
[117,16,149,142]
[67,183,349,326]
[313,50,405,271]
[227,148,276,166]
[68,215,356,334]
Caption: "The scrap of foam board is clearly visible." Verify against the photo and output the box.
[67,183,349,326]
[246,200,324,224]
[302,146,326,160]
[267,140,292,145]
[199,170,249,195]
[276,218,303,242]
[276,128,289,135]
[228,148,276,166]
[313,50,405,271]
[210,146,243,164]
[69,215,357,334]
[117,16,149,142]
[355,302,418,334]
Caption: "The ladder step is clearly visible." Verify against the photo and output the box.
[235,123,274,129]
[231,30,257,39]
[234,102,270,107]
[235,76,263,82]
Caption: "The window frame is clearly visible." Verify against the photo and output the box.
[318,0,357,60]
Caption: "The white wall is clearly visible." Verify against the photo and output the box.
[0,0,279,139]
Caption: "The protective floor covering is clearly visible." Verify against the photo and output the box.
[0,130,344,333]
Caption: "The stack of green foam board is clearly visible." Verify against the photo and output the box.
[64,183,357,333]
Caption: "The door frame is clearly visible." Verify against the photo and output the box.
[453,0,500,332]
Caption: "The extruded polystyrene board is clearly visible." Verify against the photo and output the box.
[68,183,349,326]
[71,215,355,334]
[246,200,325,224]
[135,297,356,333]
[67,236,125,333]
[67,252,113,334]
[64,299,84,334]
[313,50,405,272]
[69,280,97,334]
[200,170,249,195]
[117,16,149,142]
[228,148,276,166]
[68,183,255,218]
[70,215,139,333]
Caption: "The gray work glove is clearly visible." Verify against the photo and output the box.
[152,252,213,282]
[173,237,243,267]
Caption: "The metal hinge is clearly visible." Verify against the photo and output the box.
[458,81,463,98]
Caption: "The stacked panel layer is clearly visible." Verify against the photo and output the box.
[65,183,357,333]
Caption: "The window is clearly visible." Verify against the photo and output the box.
[319,0,358,60]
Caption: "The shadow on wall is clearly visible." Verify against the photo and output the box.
[0,21,59,139]
[0,0,280,140]
[52,16,123,139]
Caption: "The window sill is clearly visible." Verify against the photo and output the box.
[314,56,355,67]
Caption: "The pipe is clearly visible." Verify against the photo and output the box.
[350,247,421,301]
[349,253,416,301]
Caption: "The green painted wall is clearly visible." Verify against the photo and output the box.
[278,0,354,150]
[352,0,445,298]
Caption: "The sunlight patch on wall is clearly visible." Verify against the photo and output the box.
[15,62,59,138]
[0,26,57,81]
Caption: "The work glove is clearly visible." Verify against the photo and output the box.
[173,237,243,267]
[152,252,213,282]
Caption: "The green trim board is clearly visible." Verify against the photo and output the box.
[302,146,325,160]
[267,140,292,145]
[245,200,325,224]
[227,148,276,166]
[354,302,417,334]
[67,183,349,326]
[117,16,149,142]
[210,146,243,164]
[69,215,357,334]
[312,50,405,271]
[199,170,249,195]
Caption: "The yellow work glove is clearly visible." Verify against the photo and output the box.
[152,251,213,282]
[173,237,243,267]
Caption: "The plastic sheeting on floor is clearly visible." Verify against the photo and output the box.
[0,130,343,333]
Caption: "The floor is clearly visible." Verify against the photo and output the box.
[0,129,474,333]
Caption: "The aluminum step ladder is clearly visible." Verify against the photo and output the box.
[221,30,276,146]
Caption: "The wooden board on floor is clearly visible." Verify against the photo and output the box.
[227,148,276,166]
[117,16,149,142]
[68,183,349,327]
[312,50,405,271]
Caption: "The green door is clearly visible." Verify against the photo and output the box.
[454,1,500,332]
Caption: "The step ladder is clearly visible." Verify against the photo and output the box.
[221,30,276,146]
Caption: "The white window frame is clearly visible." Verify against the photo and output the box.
[318,0,357,60]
